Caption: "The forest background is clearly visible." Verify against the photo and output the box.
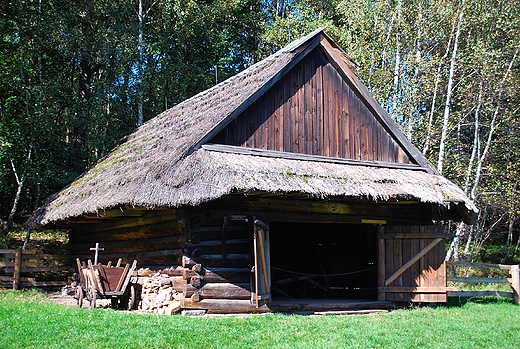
[0,0,518,263]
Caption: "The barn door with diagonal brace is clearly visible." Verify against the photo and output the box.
[378,225,449,303]
[252,219,271,307]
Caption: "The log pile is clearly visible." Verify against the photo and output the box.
[138,273,184,315]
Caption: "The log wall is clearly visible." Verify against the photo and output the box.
[211,46,411,164]
[180,211,254,311]
[69,209,188,267]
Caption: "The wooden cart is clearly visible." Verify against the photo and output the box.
[75,258,137,309]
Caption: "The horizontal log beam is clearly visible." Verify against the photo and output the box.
[2,262,40,268]
[71,219,186,243]
[136,266,184,277]
[71,235,187,255]
[447,290,513,298]
[72,209,182,234]
[183,267,250,283]
[4,266,73,273]
[313,309,389,316]
[83,208,147,218]
[183,283,251,299]
[209,209,429,225]
[182,254,250,268]
[447,276,512,284]
[186,239,249,255]
[19,281,68,287]
[267,300,394,313]
[379,233,454,239]
[4,254,69,260]
[446,261,513,271]
[181,298,268,314]
[379,287,457,293]
[212,197,431,221]
[0,249,21,254]
[76,249,182,266]
[0,249,36,254]
[203,144,425,171]
[191,226,249,242]
[204,204,431,225]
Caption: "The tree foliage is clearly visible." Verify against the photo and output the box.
[1,0,519,261]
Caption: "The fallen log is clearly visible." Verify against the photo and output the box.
[180,298,268,314]
[183,267,250,283]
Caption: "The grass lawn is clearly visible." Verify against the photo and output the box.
[1,290,520,348]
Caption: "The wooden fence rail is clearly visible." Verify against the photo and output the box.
[446,261,520,304]
[0,249,72,290]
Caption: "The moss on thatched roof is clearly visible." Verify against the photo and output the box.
[28,29,477,227]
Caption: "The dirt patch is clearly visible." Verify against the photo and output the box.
[46,290,78,307]
[43,288,119,309]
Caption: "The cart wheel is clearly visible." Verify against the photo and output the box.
[75,286,84,308]
[88,286,97,309]
[127,285,135,310]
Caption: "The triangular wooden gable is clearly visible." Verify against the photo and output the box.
[210,46,411,164]
[200,31,435,173]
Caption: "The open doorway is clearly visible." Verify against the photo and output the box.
[269,222,378,300]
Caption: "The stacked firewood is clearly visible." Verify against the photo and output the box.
[138,273,183,315]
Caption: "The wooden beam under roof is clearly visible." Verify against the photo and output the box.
[204,196,433,224]
[202,143,427,171]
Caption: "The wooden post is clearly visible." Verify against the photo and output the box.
[511,264,520,305]
[13,249,22,290]
[378,235,386,301]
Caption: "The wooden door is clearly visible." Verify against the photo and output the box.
[378,225,450,303]
[252,219,271,307]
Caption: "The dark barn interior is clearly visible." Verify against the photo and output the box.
[269,222,378,300]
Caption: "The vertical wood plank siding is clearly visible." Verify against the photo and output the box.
[379,225,447,303]
[211,47,411,164]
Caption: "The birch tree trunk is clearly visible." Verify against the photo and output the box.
[447,48,516,261]
[470,48,518,200]
[464,82,483,193]
[23,146,41,249]
[437,2,464,173]
[407,10,422,140]
[137,0,144,126]
[447,83,483,260]
[502,212,516,262]
[446,222,465,261]
[512,224,520,261]
[391,0,402,120]
[422,21,456,155]
[2,145,33,236]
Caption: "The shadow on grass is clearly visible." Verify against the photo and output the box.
[447,296,515,307]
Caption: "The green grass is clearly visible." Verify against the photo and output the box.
[1,290,520,348]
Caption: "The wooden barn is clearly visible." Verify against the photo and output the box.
[29,29,477,313]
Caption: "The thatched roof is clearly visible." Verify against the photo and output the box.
[28,29,477,227]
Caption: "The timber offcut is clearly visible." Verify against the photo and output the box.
[29,28,477,314]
